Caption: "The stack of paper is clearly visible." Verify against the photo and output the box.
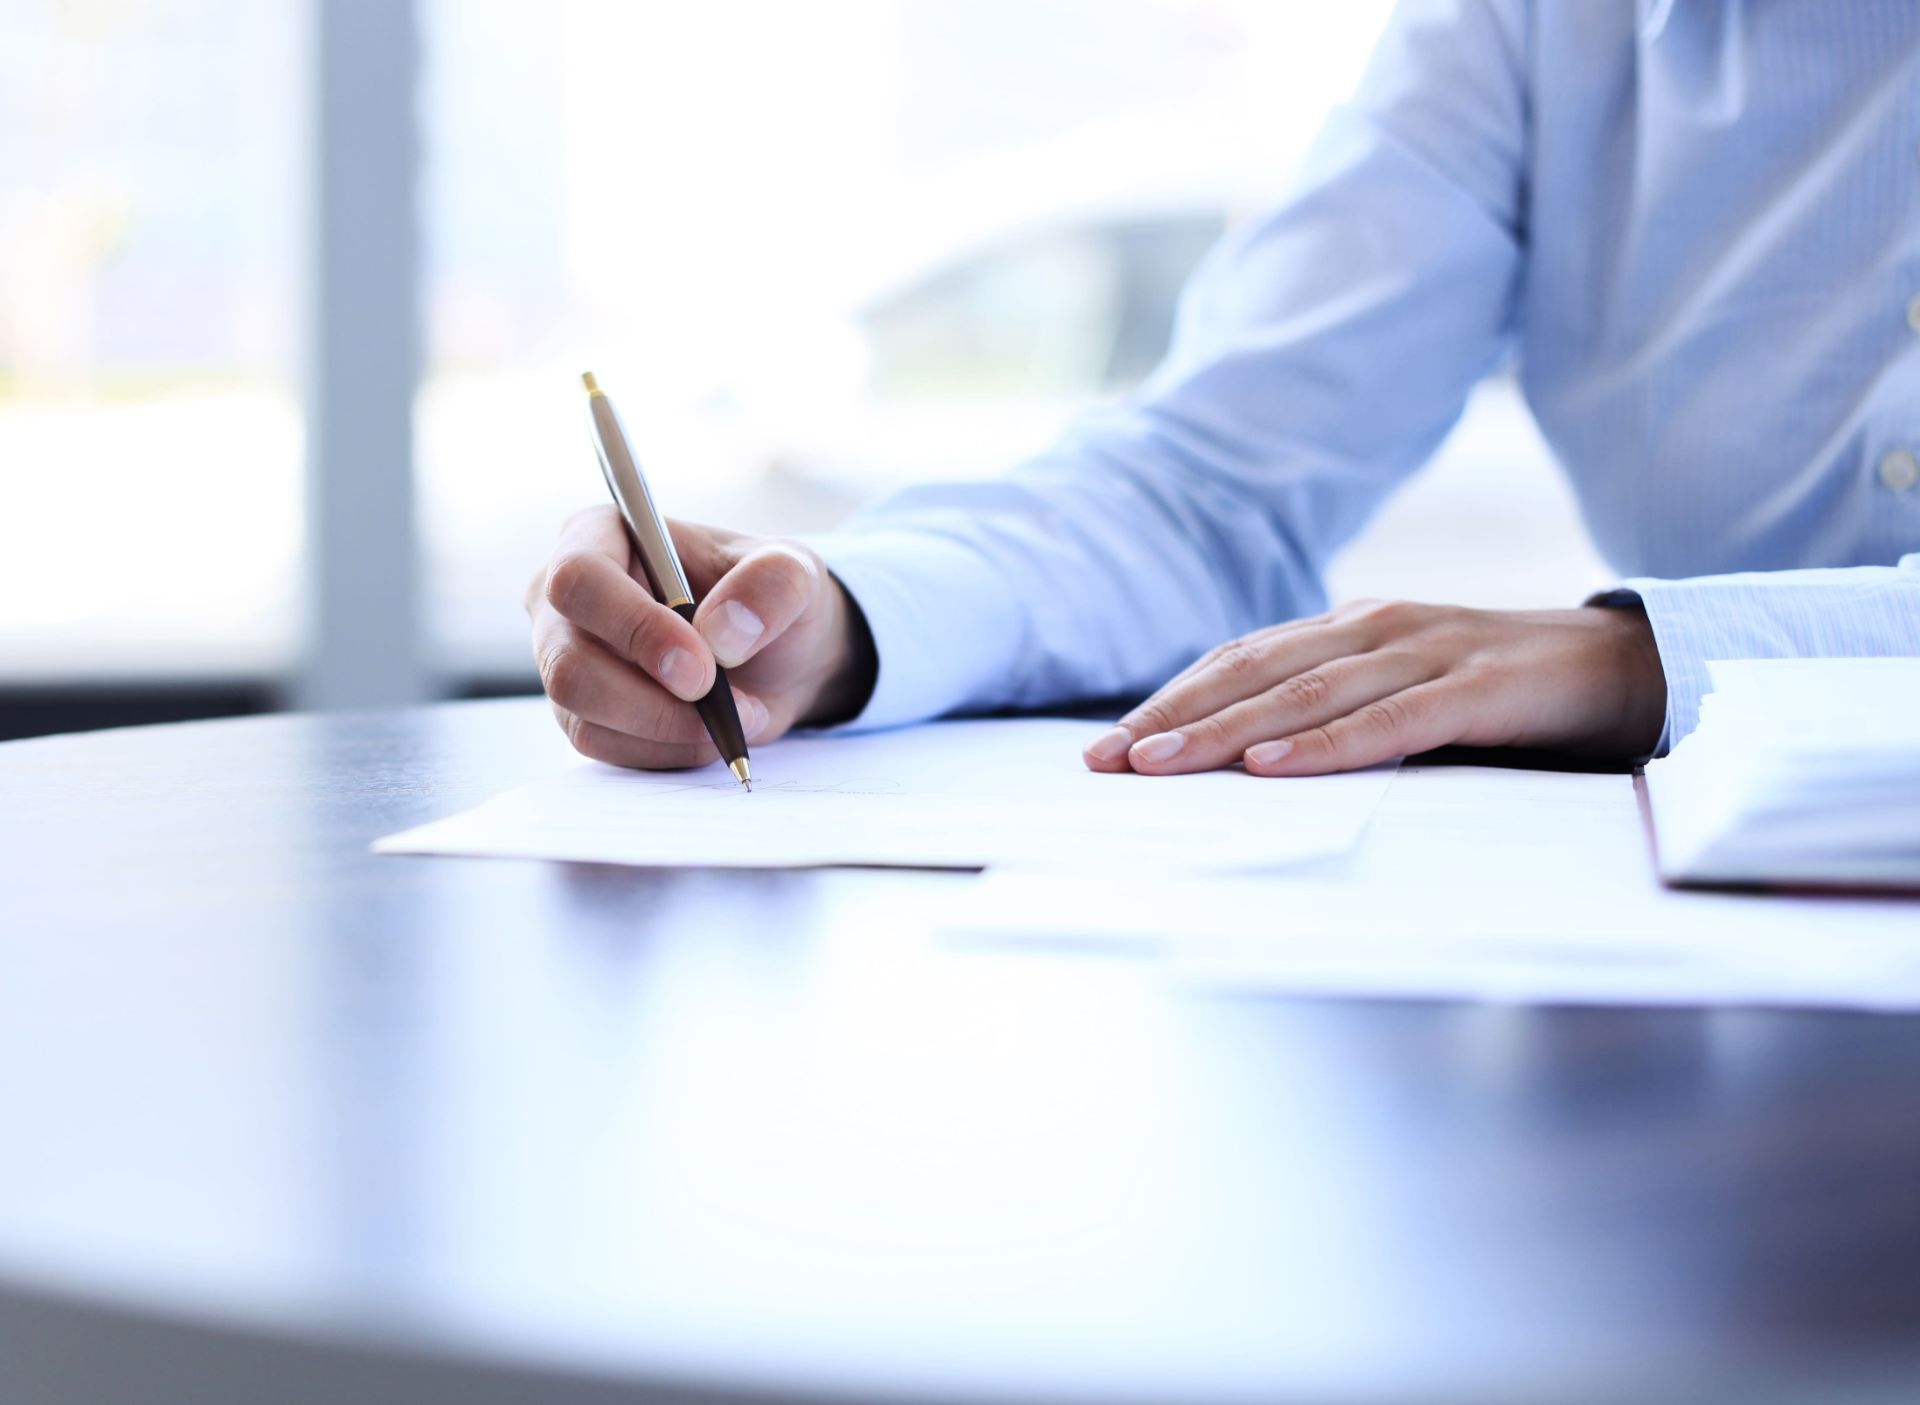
[1645,658,1920,889]
[951,765,1920,1010]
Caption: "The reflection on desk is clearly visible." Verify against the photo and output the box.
[1,699,1918,1404]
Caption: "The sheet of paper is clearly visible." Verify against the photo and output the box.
[948,766,1920,1010]
[375,717,1399,872]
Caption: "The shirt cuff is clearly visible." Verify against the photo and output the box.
[1595,555,1920,757]
[804,528,1029,732]
[1587,574,1811,757]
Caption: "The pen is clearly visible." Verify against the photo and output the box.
[580,371,752,791]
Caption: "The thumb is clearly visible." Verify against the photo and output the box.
[692,542,825,668]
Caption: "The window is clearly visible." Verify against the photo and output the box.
[0,0,302,681]
[1,0,1605,700]
[417,0,1410,678]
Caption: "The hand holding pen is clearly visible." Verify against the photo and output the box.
[523,374,876,776]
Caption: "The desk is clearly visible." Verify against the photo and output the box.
[2,699,1918,1404]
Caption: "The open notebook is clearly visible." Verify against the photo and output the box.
[1644,658,1920,889]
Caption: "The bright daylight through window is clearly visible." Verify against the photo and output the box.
[2,0,1601,689]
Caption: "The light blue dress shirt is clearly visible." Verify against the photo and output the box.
[812,0,1920,751]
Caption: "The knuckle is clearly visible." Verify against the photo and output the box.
[1355,694,1414,737]
[1183,713,1230,749]
[1274,668,1332,712]
[1128,701,1178,738]
[1214,641,1262,683]
[620,603,667,667]
[620,677,699,745]
[545,550,599,616]
[1348,598,1422,638]
[557,706,598,759]
[763,538,822,585]
[675,521,737,578]
[742,541,821,612]
[540,644,587,709]
[1295,724,1339,757]
[1461,657,1508,691]
[635,690,685,742]
[576,730,621,767]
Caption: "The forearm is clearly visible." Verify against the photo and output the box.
[807,408,1315,728]
[809,0,1530,729]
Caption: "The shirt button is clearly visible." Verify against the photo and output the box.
[1881,449,1920,492]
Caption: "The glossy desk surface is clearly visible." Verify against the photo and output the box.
[1,700,1918,1404]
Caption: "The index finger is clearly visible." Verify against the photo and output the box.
[1085,621,1360,770]
[1245,680,1460,776]
[541,507,716,700]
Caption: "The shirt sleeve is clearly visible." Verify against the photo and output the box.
[1591,554,1920,755]
[808,0,1533,730]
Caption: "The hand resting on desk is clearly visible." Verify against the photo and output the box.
[1083,600,1667,778]
[525,507,875,770]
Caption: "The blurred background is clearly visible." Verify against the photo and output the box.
[0,0,1608,741]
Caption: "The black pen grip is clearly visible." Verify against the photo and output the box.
[671,602,748,764]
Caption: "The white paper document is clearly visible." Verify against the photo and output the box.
[950,766,1920,1010]
[375,717,1399,872]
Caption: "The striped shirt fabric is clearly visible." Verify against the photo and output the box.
[812,0,1920,750]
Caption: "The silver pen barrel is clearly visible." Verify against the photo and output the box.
[582,372,693,608]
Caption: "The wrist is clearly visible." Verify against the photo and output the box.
[799,573,879,727]
[1585,601,1667,758]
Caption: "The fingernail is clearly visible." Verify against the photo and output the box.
[1085,726,1132,762]
[1246,739,1293,766]
[1132,731,1186,764]
[658,647,704,701]
[737,691,770,740]
[702,600,764,666]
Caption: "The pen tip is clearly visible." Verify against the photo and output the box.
[728,757,752,791]
[580,370,599,395]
